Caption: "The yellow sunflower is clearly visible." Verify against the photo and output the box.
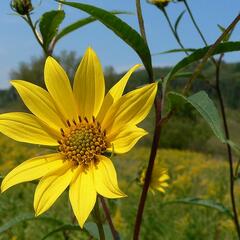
[0,48,157,227]
[140,167,169,194]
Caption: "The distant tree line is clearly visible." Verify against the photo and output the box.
[1,51,240,110]
[0,52,239,152]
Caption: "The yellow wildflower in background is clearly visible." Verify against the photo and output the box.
[0,48,157,227]
[140,166,169,194]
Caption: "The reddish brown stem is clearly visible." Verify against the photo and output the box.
[133,96,162,240]
[99,196,120,240]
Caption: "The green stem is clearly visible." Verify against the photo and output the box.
[161,7,189,55]
[135,0,147,42]
[93,198,105,240]
[25,14,48,56]
[182,0,208,46]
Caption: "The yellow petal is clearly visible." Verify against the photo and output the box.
[11,80,65,132]
[0,112,58,146]
[159,174,170,182]
[101,83,157,133]
[69,167,96,228]
[97,64,141,123]
[34,162,74,216]
[155,187,166,193]
[107,125,148,154]
[44,57,78,122]
[73,48,105,119]
[1,153,64,192]
[159,182,169,187]
[93,156,126,198]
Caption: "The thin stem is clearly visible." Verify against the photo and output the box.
[161,8,189,55]
[182,0,218,67]
[183,0,208,46]
[25,14,48,56]
[93,198,105,240]
[135,0,147,42]
[133,96,162,240]
[215,55,240,238]
[100,197,119,240]
[134,1,163,239]
[183,13,240,94]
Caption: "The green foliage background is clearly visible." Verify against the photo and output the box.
[1,52,240,239]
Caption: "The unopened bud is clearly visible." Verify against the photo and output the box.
[148,0,171,8]
[11,0,33,15]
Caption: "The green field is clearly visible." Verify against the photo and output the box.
[0,131,239,239]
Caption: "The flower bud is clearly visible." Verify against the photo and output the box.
[10,0,33,15]
[148,0,171,8]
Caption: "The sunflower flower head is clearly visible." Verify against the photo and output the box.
[139,166,170,194]
[0,47,157,227]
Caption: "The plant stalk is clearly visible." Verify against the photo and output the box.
[161,7,189,55]
[183,14,240,94]
[180,7,240,236]
[134,1,163,239]
[100,196,120,240]
[133,97,162,240]
[135,0,147,42]
[215,55,240,238]
[182,0,208,46]
[93,198,105,240]
[25,14,48,56]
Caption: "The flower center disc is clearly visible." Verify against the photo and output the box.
[58,118,108,168]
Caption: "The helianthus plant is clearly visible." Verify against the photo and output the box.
[0,47,157,227]
[139,166,169,194]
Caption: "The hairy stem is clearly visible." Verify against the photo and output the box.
[100,197,120,240]
[215,55,240,238]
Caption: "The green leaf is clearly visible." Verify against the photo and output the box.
[228,140,240,155]
[174,72,205,80]
[163,41,240,92]
[154,48,196,55]
[217,24,233,42]
[59,1,153,79]
[55,11,132,44]
[85,222,112,240]
[0,213,63,234]
[163,197,233,218]
[39,10,65,51]
[41,222,112,240]
[174,10,185,34]
[41,224,82,240]
[168,91,226,142]
[174,72,193,78]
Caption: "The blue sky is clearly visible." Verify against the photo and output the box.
[0,0,240,89]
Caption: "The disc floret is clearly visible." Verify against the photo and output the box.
[58,117,108,168]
